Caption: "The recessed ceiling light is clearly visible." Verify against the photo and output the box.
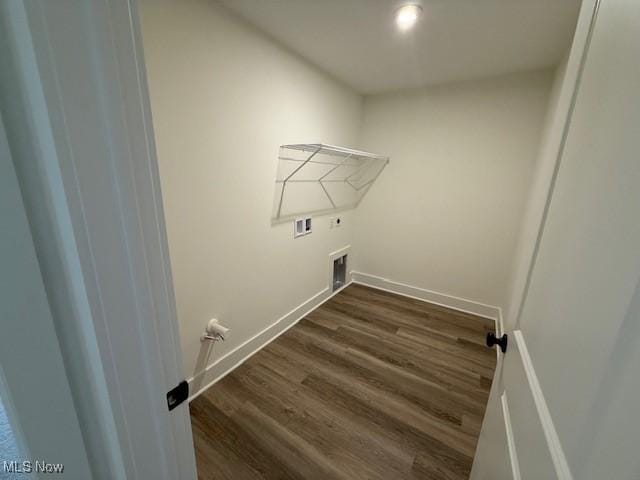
[395,4,423,31]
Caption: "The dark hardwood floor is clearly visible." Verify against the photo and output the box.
[190,283,496,480]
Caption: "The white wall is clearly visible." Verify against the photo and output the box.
[140,0,362,388]
[354,71,552,311]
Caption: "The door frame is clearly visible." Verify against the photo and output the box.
[0,1,196,478]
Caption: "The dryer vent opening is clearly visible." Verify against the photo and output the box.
[332,254,347,292]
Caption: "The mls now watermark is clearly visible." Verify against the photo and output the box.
[4,460,64,474]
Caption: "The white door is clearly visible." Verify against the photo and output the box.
[0,115,93,477]
[472,0,640,478]
[0,1,197,478]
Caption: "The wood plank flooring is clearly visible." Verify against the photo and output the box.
[190,283,497,480]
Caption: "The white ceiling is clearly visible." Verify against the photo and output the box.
[216,0,582,95]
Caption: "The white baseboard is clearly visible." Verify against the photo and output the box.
[351,271,502,323]
[187,281,353,402]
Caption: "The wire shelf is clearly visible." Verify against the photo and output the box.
[272,143,389,222]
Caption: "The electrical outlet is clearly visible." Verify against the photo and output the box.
[294,216,312,238]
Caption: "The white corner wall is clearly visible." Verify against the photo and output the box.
[354,71,553,313]
[139,0,362,392]
[502,57,569,331]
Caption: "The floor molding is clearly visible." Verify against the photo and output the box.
[513,330,573,480]
[187,281,353,402]
[351,271,502,322]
